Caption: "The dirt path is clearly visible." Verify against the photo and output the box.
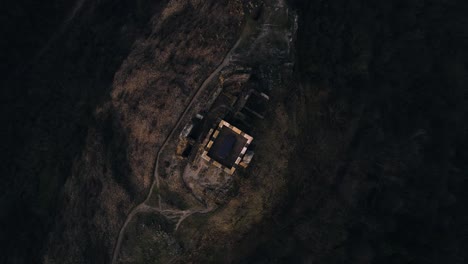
[110,0,294,260]
[110,28,245,264]
[144,31,244,208]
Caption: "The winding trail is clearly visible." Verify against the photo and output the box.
[144,32,243,207]
[110,31,245,264]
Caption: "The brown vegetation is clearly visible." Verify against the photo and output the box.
[2,0,243,263]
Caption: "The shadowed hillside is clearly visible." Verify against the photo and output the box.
[2,0,468,263]
[239,0,468,263]
[1,0,243,263]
